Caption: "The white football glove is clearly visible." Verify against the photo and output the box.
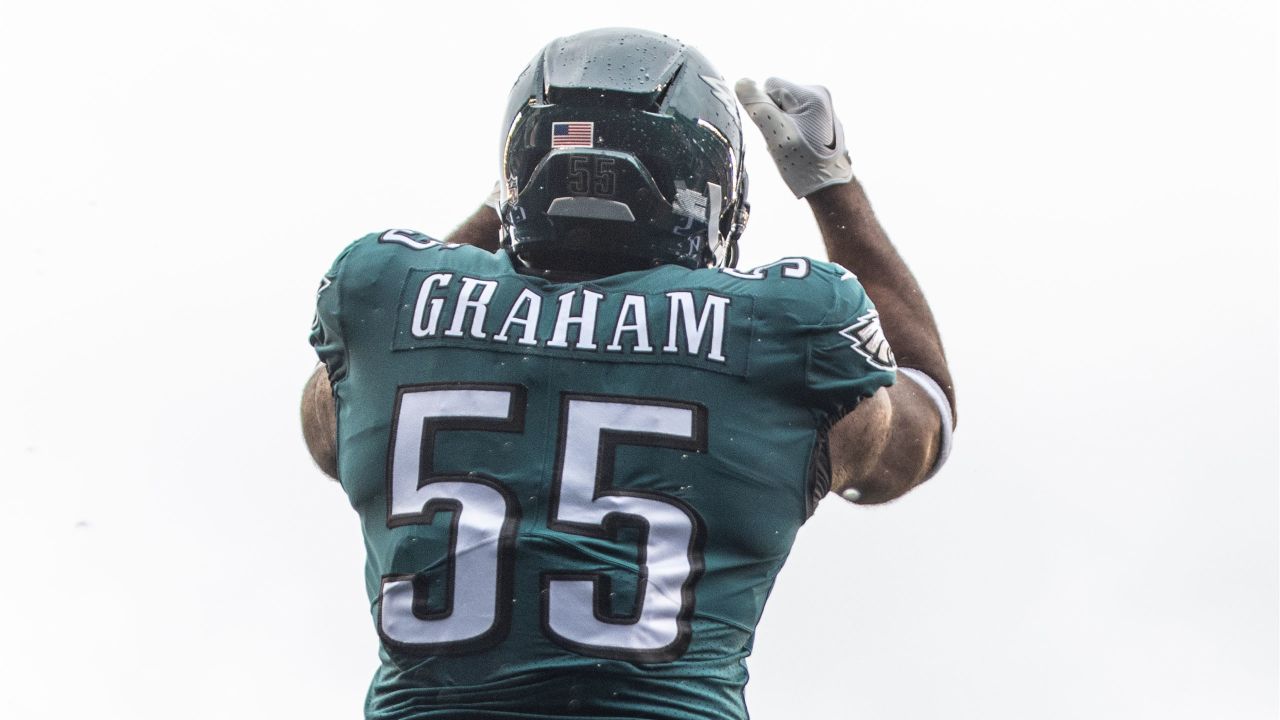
[734,77,854,198]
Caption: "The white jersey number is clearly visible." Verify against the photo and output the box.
[380,385,706,662]
[380,385,523,653]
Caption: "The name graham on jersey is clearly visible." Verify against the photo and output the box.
[405,273,731,363]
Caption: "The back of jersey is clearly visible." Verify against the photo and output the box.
[311,230,895,720]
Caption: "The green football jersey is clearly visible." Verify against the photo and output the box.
[310,229,896,720]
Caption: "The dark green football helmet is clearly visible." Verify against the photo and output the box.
[498,28,749,275]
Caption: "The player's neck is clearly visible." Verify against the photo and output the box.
[510,260,607,284]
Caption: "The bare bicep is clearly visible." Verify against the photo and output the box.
[827,388,891,496]
[827,375,942,504]
[301,365,339,480]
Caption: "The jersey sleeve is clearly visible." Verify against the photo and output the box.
[308,237,367,387]
[803,262,897,420]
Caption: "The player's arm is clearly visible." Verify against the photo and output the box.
[302,237,360,483]
[301,364,339,480]
[301,195,499,481]
[809,181,954,411]
[826,375,947,505]
[737,78,955,504]
[442,184,503,251]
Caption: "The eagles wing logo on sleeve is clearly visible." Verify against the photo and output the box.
[839,309,896,371]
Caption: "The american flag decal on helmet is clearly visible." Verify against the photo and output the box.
[552,121,594,148]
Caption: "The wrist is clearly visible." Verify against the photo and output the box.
[804,176,865,210]
[797,174,856,202]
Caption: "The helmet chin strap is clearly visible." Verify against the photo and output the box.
[707,181,745,269]
[706,182,723,249]
[706,181,728,267]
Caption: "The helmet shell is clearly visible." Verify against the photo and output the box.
[500,28,747,274]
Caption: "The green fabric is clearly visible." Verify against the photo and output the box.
[311,230,895,720]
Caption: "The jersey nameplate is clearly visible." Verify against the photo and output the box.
[391,270,752,376]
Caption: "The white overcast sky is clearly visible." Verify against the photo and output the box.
[0,1,1275,718]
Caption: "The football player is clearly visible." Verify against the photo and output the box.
[302,28,955,720]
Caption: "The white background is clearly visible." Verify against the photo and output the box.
[1,1,1275,718]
